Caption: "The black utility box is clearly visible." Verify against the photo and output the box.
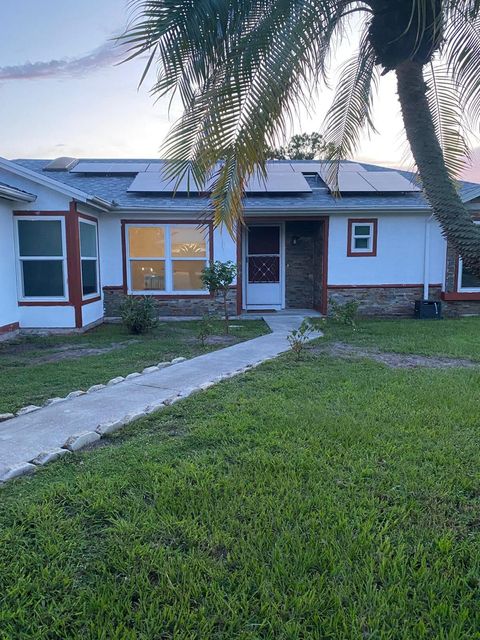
[414,300,442,319]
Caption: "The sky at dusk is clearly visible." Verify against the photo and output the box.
[1,0,479,181]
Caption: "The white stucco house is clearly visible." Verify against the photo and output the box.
[1,156,479,336]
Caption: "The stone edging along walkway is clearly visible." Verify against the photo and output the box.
[0,315,321,485]
[0,356,188,423]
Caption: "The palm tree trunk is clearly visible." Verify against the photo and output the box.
[396,60,480,276]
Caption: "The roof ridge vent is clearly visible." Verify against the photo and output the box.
[43,157,78,172]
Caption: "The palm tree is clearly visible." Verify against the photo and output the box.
[122,0,480,274]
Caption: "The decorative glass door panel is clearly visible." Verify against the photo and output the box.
[246,225,282,308]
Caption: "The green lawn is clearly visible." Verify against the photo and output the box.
[1,319,480,638]
[0,320,267,414]
[318,316,480,360]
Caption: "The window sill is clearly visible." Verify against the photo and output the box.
[347,251,377,258]
[82,295,102,305]
[441,292,480,301]
[18,300,71,306]
[128,291,212,299]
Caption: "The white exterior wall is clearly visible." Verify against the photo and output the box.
[0,200,20,330]
[98,214,124,286]
[0,172,71,211]
[18,306,76,329]
[213,226,236,263]
[82,300,104,327]
[327,213,446,286]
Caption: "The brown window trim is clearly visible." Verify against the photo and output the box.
[448,231,480,299]
[347,218,378,257]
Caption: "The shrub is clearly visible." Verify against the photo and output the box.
[197,314,215,347]
[329,299,360,329]
[201,260,237,334]
[120,296,158,335]
[287,320,314,360]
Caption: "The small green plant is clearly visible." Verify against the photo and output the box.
[120,296,158,335]
[329,299,360,329]
[287,320,314,360]
[197,314,215,347]
[201,260,237,334]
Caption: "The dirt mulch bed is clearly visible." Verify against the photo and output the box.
[312,342,480,369]
[0,341,137,364]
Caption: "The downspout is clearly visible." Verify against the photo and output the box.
[423,213,434,300]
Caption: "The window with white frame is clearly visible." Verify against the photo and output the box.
[458,258,480,291]
[79,219,99,298]
[127,224,209,293]
[348,219,377,256]
[16,218,67,300]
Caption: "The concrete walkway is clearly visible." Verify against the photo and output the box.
[0,315,321,481]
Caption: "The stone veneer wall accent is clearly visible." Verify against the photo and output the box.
[442,243,480,316]
[104,288,237,318]
[444,243,457,292]
[328,285,442,317]
[285,221,323,309]
[442,300,480,317]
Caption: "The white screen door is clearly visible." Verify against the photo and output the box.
[246,225,283,309]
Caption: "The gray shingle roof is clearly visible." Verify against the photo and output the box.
[12,158,480,213]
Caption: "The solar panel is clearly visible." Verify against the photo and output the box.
[71,162,149,174]
[265,162,294,172]
[291,162,365,174]
[127,171,210,193]
[245,171,311,193]
[290,162,324,174]
[359,171,421,192]
[320,170,376,193]
[338,162,365,172]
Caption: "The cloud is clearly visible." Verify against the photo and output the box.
[0,40,127,81]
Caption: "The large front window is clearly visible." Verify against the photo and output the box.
[127,224,208,293]
[16,218,67,300]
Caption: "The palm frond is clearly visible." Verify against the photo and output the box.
[121,0,363,231]
[424,62,470,179]
[443,11,480,130]
[322,30,379,191]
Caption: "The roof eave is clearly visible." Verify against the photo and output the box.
[112,204,431,216]
[0,157,114,207]
[0,185,37,203]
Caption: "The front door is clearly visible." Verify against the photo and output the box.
[245,225,283,309]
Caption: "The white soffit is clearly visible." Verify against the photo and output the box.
[359,171,421,192]
[71,162,149,174]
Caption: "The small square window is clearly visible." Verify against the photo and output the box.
[348,219,377,257]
